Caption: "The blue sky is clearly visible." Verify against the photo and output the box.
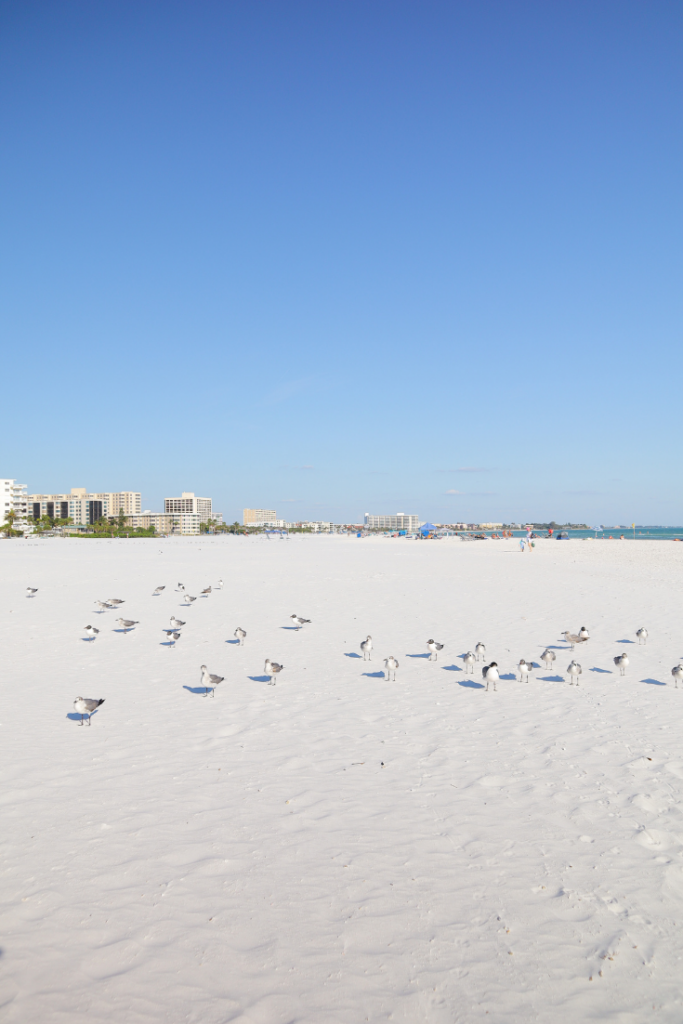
[1,1,681,524]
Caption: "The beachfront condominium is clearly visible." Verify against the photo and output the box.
[243,508,277,526]
[364,512,420,532]
[164,492,213,524]
[27,487,141,525]
[1,479,29,529]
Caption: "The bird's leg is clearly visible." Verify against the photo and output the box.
[203,688,208,697]
[79,716,83,726]
[211,688,215,698]
[88,715,92,725]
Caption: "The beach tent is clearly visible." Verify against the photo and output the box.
[419,523,437,535]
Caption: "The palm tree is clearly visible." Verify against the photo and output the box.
[2,509,17,537]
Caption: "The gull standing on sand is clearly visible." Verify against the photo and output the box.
[462,652,476,675]
[614,653,629,676]
[563,631,586,650]
[216,579,224,590]
[84,625,99,641]
[540,649,556,671]
[579,626,590,641]
[567,660,582,685]
[107,598,125,606]
[26,587,38,597]
[360,635,372,660]
[482,662,499,691]
[201,587,212,597]
[384,656,399,681]
[671,665,683,688]
[200,665,224,697]
[636,628,648,645]
[264,659,283,685]
[234,627,246,645]
[95,600,113,611]
[170,616,185,630]
[475,642,486,662]
[153,586,165,596]
[185,594,197,604]
[518,659,533,682]
[290,614,311,629]
[116,618,139,632]
[167,631,180,648]
[74,697,105,726]
[427,640,444,661]
[176,583,185,592]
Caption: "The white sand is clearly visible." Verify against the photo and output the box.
[2,535,683,1023]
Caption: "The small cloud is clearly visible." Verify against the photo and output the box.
[445,489,464,495]
[457,467,487,473]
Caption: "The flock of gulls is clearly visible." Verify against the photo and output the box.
[22,583,683,726]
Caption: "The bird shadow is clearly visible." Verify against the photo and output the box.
[160,641,176,647]
[406,653,431,659]
[616,639,635,644]
[538,674,564,682]
[362,671,385,678]
[113,628,134,634]
[183,685,208,695]
[66,711,101,722]
[642,678,666,686]
[226,639,241,644]
[500,673,516,680]
[281,626,300,630]
[590,667,612,673]
[459,679,485,689]
[344,652,362,658]
[545,645,567,650]
[248,675,272,683]
[442,664,461,672]
[80,637,96,643]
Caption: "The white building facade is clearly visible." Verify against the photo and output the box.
[27,488,141,525]
[364,513,420,532]
[1,479,30,531]
[125,512,201,535]
[243,508,276,526]
[165,492,213,524]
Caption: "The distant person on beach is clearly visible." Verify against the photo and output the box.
[520,539,526,552]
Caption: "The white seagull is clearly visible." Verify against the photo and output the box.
[578,626,590,640]
[475,642,486,662]
[167,631,180,648]
[95,600,113,611]
[74,697,105,726]
[170,616,186,629]
[540,649,556,670]
[216,578,224,590]
[185,595,197,604]
[482,662,499,691]
[462,652,476,675]
[176,583,185,592]
[360,635,373,661]
[153,586,165,596]
[200,664,224,697]
[518,659,533,682]
[563,631,586,649]
[84,624,99,641]
[636,628,648,645]
[567,660,582,685]
[107,598,125,606]
[383,656,399,681]
[116,618,139,632]
[26,587,38,597]
[290,614,311,629]
[671,664,683,688]
[234,627,247,645]
[264,658,283,685]
[614,653,629,676]
[427,639,444,661]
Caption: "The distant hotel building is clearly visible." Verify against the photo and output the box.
[27,487,141,525]
[364,512,419,532]
[1,479,29,529]
[165,492,213,524]
[244,508,277,526]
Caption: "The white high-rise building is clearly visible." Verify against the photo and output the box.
[165,492,213,524]
[243,508,276,526]
[364,512,419,532]
[27,488,141,525]
[1,479,30,531]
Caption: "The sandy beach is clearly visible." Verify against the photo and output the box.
[2,534,683,1023]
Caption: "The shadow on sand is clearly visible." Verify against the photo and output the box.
[362,671,385,679]
[344,652,362,658]
[590,667,612,673]
[406,653,431,659]
[538,674,564,682]
[442,664,461,672]
[248,675,272,683]
[459,679,484,689]
[66,711,102,722]
[183,685,208,695]
[642,677,666,686]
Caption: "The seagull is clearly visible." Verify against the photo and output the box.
[170,616,186,629]
[264,658,283,685]
[200,587,212,597]
[614,653,629,676]
[482,662,499,691]
[84,625,100,641]
[74,697,105,726]
[216,578,224,589]
[518,658,533,682]
[116,618,139,632]
[185,595,197,604]
[176,583,185,592]
[153,586,165,596]
[567,660,582,685]
[636,628,648,645]
[168,631,180,648]
[540,649,556,670]
[95,600,113,611]
[234,627,247,645]
[360,635,372,661]
[427,639,444,661]
[107,598,125,606]
[563,631,586,649]
[383,656,399,681]
[290,615,311,629]
[671,664,683,688]
[200,664,224,697]
[578,626,590,640]
[26,587,38,597]
[475,642,486,662]
[462,651,476,675]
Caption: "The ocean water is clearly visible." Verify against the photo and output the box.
[507,527,683,541]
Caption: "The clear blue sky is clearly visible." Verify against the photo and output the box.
[2,1,681,525]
